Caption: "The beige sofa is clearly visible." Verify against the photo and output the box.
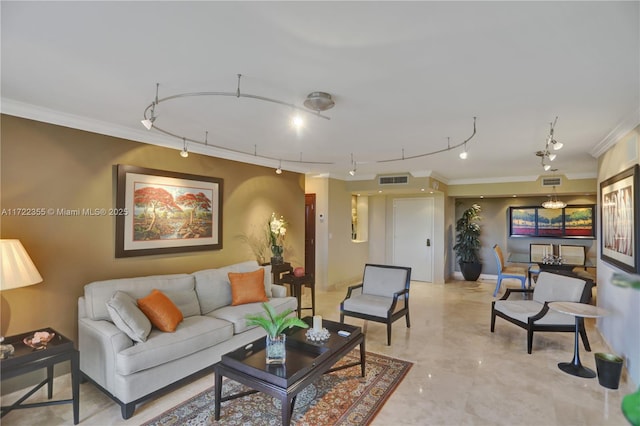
[78,260,297,419]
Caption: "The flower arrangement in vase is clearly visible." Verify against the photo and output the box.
[268,212,287,264]
[245,302,308,364]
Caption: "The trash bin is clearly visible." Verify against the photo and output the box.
[595,353,623,389]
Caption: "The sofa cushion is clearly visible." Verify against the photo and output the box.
[106,291,152,343]
[209,296,297,334]
[138,289,184,332]
[229,269,269,306]
[84,274,195,321]
[194,261,272,314]
[342,294,395,318]
[163,289,201,318]
[115,316,233,376]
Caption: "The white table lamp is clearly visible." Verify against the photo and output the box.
[1,239,43,356]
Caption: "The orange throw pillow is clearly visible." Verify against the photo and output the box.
[137,289,183,332]
[229,269,269,306]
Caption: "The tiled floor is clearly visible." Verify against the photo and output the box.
[1,279,635,425]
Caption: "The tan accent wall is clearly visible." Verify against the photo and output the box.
[0,115,304,342]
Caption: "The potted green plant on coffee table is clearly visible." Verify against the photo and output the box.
[246,302,308,364]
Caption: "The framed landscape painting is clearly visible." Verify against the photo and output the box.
[116,165,223,257]
[508,205,595,239]
[509,207,537,236]
[537,208,563,237]
[600,165,638,273]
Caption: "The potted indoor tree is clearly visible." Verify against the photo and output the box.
[453,203,483,281]
[245,302,308,364]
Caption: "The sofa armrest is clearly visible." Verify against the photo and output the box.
[271,284,287,298]
[78,314,133,390]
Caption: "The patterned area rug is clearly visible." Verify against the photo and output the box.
[143,350,412,426]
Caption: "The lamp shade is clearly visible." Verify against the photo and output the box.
[1,239,43,290]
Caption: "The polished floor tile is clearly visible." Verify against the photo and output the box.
[1,279,634,425]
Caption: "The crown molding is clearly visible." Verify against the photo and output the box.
[590,106,640,158]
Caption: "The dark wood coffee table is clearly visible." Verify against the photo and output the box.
[214,317,365,425]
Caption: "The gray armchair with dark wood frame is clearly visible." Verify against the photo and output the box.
[491,271,594,354]
[340,264,412,345]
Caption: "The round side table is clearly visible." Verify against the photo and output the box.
[548,301,609,378]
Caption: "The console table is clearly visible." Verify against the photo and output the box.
[0,327,79,424]
[548,302,608,378]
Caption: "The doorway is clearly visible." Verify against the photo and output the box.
[392,198,434,282]
[304,194,316,278]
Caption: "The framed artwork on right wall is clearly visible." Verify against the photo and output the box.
[600,164,639,273]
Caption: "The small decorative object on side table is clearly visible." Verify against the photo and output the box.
[0,327,80,424]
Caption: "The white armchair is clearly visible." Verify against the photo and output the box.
[340,264,411,345]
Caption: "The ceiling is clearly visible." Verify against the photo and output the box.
[2,1,639,184]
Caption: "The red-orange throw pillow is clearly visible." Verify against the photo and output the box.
[229,269,269,306]
[137,289,183,332]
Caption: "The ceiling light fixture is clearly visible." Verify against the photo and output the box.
[459,141,468,159]
[291,114,304,129]
[180,137,189,158]
[141,83,159,130]
[303,92,335,112]
[276,160,283,175]
[141,75,334,165]
[542,169,567,209]
[542,186,566,209]
[348,153,356,176]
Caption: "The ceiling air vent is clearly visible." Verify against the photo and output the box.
[542,177,562,187]
[379,175,409,185]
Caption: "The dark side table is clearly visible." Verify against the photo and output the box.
[280,273,315,317]
[0,327,79,424]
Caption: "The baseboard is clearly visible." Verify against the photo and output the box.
[452,272,497,282]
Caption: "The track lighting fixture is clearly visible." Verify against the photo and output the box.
[141,76,333,166]
[180,138,189,158]
[536,117,564,171]
[141,78,478,168]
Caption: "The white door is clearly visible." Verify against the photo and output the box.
[392,198,434,282]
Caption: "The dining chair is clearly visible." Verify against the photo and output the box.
[492,244,527,297]
[528,243,554,283]
[559,244,586,266]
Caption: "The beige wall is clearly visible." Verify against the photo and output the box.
[0,115,304,342]
[305,176,368,290]
[596,125,640,386]
[327,179,368,288]
[453,195,597,276]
